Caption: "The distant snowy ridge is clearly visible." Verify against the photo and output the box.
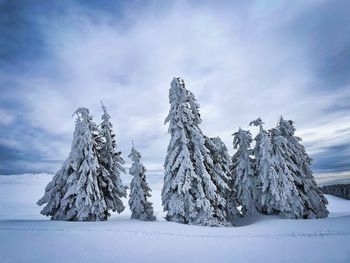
[316,172,350,186]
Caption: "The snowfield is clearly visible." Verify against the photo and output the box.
[0,173,350,263]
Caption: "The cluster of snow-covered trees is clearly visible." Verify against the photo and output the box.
[162,77,328,226]
[37,104,155,221]
[38,77,328,226]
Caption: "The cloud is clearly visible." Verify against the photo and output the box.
[0,109,15,126]
[312,144,350,173]
[0,0,349,174]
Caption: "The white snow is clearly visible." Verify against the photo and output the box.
[0,173,350,263]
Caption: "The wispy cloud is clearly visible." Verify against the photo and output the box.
[0,0,349,174]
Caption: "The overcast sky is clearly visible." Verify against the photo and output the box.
[0,0,349,175]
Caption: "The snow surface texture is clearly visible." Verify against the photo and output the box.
[0,173,350,263]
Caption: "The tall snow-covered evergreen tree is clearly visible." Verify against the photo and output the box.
[128,144,155,221]
[162,77,228,226]
[205,136,239,222]
[250,118,303,218]
[269,127,304,218]
[250,118,271,213]
[276,117,328,218]
[37,108,107,221]
[230,128,257,216]
[98,102,127,216]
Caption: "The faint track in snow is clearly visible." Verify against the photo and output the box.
[0,227,349,239]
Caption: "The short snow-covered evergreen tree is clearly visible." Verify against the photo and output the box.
[250,118,303,218]
[162,77,228,226]
[37,108,107,221]
[205,136,239,222]
[276,117,328,218]
[98,102,127,216]
[128,144,155,221]
[230,128,257,216]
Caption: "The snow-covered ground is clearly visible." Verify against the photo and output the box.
[0,173,350,263]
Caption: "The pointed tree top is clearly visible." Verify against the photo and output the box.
[232,127,252,149]
[210,136,223,146]
[100,101,110,121]
[73,107,90,119]
[100,101,106,113]
[277,116,296,137]
[278,115,294,127]
[171,77,185,88]
[232,127,243,136]
[249,117,265,132]
[208,136,229,154]
[166,77,202,126]
[169,77,186,100]
[278,116,294,126]
[129,142,142,162]
[233,127,251,137]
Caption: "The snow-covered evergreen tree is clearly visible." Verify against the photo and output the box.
[269,127,304,218]
[205,136,239,222]
[128,144,155,221]
[250,118,270,213]
[230,128,257,216]
[98,102,127,216]
[37,108,107,221]
[250,118,303,218]
[276,117,328,218]
[162,77,228,226]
